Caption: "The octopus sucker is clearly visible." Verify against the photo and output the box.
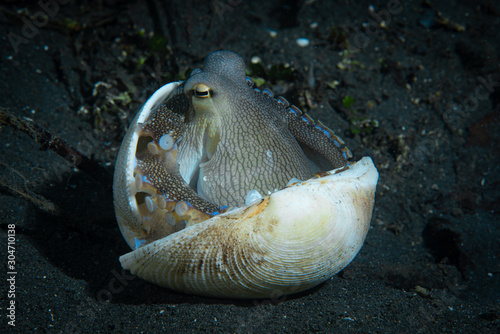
[146,142,160,155]
[245,189,264,206]
[157,195,166,210]
[158,134,175,151]
[113,51,379,299]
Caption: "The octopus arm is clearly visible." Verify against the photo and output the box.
[136,153,219,214]
[281,104,353,169]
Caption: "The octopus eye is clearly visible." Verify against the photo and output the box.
[193,84,211,98]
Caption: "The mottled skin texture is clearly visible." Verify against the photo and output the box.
[179,51,314,207]
[138,91,219,214]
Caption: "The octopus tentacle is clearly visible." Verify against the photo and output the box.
[258,89,353,169]
[283,105,353,168]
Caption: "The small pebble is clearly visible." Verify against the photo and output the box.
[251,56,261,64]
[267,29,278,38]
[296,38,310,47]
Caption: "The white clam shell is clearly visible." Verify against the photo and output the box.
[113,81,379,299]
[114,82,183,250]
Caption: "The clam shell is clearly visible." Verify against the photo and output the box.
[113,82,183,250]
[114,81,379,299]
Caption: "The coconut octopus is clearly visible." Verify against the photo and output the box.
[113,51,378,299]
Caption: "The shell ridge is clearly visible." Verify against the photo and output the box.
[119,157,378,298]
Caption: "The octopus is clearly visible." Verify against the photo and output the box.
[113,51,378,299]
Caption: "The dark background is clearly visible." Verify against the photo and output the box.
[0,0,499,332]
